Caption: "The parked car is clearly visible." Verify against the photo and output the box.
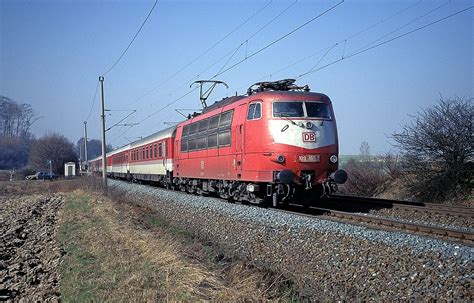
[25,171,58,180]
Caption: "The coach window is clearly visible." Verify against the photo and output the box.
[247,102,262,120]
[158,143,163,157]
[163,142,167,157]
[142,148,145,160]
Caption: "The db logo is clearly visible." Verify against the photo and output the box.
[302,132,316,142]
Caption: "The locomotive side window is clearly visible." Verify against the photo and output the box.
[180,110,234,152]
[305,102,331,119]
[197,119,208,150]
[219,110,233,127]
[181,140,188,152]
[182,125,190,136]
[208,116,219,130]
[207,133,218,148]
[199,119,209,132]
[190,123,199,135]
[273,102,304,117]
[247,102,262,120]
[247,104,256,119]
[218,132,231,146]
[181,125,189,152]
[218,110,233,147]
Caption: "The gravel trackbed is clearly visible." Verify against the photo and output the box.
[110,179,473,301]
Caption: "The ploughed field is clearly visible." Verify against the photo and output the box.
[0,193,63,300]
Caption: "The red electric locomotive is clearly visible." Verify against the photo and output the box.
[172,79,346,206]
[90,79,347,206]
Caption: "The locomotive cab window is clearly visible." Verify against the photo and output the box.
[306,102,331,119]
[273,102,304,117]
[247,102,262,120]
[273,101,332,119]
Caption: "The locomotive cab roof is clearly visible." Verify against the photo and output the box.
[202,79,326,115]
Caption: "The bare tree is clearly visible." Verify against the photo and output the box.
[392,97,473,203]
[339,142,389,197]
[0,96,39,138]
[29,133,77,174]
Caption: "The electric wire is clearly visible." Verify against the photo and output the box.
[297,5,474,79]
[85,80,99,122]
[235,0,444,92]
[346,0,423,40]
[212,0,345,79]
[102,0,159,76]
[352,0,451,54]
[108,88,198,145]
[131,0,273,105]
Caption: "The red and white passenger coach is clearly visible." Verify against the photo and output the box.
[90,79,347,206]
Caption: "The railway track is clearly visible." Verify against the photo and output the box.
[328,195,474,218]
[108,178,474,245]
[281,204,474,246]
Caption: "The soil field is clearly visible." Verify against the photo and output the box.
[0,193,63,300]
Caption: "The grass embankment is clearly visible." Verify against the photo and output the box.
[59,190,294,301]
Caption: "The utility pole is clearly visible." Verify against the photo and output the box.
[99,76,107,188]
[83,121,88,173]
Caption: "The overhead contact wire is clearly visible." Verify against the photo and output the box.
[297,5,474,79]
[213,0,345,78]
[102,0,159,76]
[85,80,99,122]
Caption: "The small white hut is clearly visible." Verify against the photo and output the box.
[64,162,76,177]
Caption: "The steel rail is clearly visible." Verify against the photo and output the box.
[329,195,474,218]
[280,205,474,246]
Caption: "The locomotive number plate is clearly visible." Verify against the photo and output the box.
[302,132,316,142]
[298,155,320,162]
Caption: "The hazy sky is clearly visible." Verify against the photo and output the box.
[1,0,472,155]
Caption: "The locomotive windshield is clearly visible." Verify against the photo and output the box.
[273,101,331,119]
[273,102,304,117]
[306,102,331,119]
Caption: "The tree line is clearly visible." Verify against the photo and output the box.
[0,96,110,174]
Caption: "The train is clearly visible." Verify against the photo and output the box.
[89,79,347,206]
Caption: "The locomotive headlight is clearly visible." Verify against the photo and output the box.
[305,121,313,129]
[329,155,338,164]
[276,154,285,163]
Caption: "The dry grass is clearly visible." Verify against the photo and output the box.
[59,190,296,301]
